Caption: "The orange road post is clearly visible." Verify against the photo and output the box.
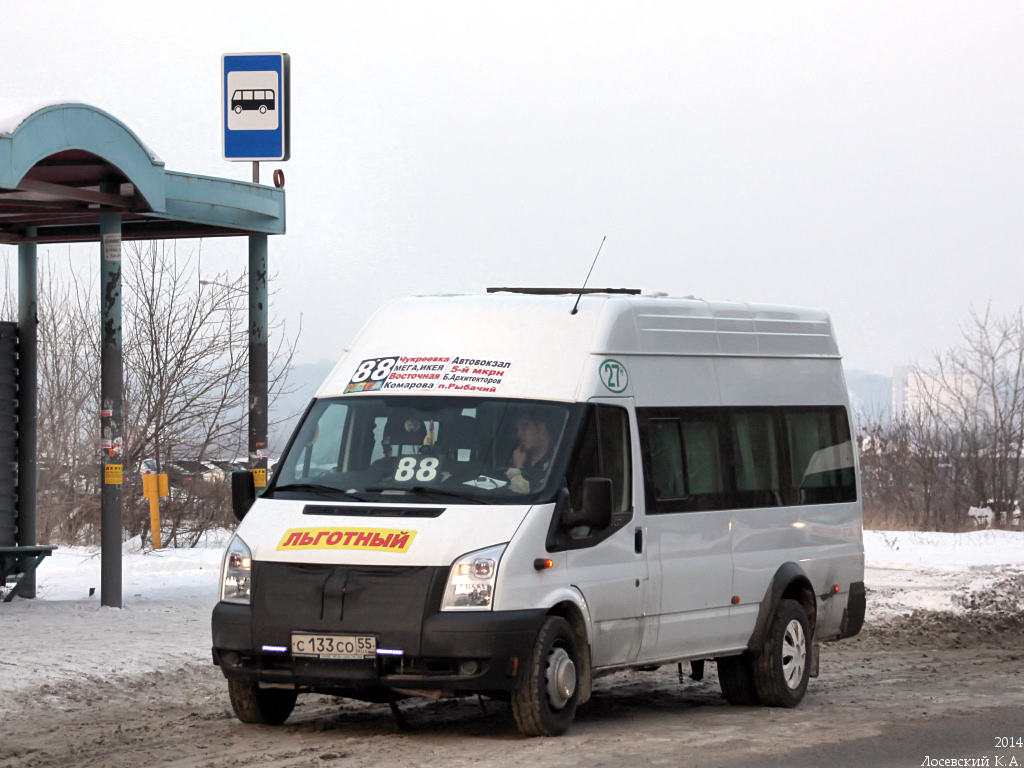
[142,473,169,549]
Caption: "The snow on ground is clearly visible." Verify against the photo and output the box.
[864,529,1024,619]
[0,534,226,714]
[1,529,1022,716]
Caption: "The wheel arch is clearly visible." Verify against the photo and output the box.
[746,562,817,653]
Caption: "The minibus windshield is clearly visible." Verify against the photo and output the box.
[271,396,575,504]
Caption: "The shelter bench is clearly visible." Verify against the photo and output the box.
[0,546,57,602]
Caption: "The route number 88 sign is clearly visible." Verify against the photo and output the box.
[352,357,398,383]
[345,356,399,393]
[395,456,439,482]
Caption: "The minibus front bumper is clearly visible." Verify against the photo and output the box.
[212,601,548,697]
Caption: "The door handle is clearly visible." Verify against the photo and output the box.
[634,527,643,554]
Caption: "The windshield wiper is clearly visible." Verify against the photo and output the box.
[271,483,364,500]
[363,486,483,504]
[408,486,483,504]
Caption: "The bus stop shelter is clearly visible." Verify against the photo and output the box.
[0,102,285,606]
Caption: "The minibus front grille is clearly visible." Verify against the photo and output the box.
[251,561,448,658]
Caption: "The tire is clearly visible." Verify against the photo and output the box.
[512,616,581,736]
[717,652,760,705]
[227,678,298,725]
[234,105,242,114]
[259,105,268,114]
[753,599,811,707]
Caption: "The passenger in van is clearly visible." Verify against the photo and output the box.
[505,410,553,493]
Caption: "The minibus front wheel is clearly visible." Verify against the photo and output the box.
[511,616,581,736]
[227,678,298,725]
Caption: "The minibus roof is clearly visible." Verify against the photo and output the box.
[317,291,841,401]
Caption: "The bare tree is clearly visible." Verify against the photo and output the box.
[35,259,102,542]
[862,305,1024,531]
[920,306,1024,529]
[2,240,299,547]
[119,240,299,546]
[122,241,251,471]
[0,256,14,320]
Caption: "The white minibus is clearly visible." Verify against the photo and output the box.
[212,289,865,736]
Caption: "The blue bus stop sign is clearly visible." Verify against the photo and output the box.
[222,53,290,161]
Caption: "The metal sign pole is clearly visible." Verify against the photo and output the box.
[248,234,269,491]
[99,211,123,609]
[16,227,38,598]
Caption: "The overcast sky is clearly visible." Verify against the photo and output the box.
[3,1,1023,375]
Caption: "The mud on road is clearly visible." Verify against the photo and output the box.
[1,610,1022,768]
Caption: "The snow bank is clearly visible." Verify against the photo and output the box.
[28,531,229,602]
[864,529,1024,620]
[0,535,227,713]
[864,529,1024,570]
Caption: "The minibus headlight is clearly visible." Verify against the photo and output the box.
[441,544,507,611]
[220,535,253,604]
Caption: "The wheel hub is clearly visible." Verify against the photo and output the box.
[545,647,577,710]
[781,618,807,689]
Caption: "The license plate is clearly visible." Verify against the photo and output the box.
[291,633,376,660]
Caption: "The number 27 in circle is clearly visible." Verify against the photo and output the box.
[601,359,628,393]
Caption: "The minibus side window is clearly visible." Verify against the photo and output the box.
[730,411,781,507]
[565,404,633,521]
[640,412,727,513]
[640,406,856,512]
[682,420,723,495]
[548,404,633,551]
[648,419,685,499]
[784,408,857,504]
[596,406,633,513]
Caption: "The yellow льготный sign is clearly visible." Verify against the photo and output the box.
[276,528,417,553]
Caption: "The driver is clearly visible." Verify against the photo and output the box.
[505,410,553,493]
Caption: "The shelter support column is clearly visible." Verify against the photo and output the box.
[248,235,268,488]
[99,213,123,609]
[16,228,38,598]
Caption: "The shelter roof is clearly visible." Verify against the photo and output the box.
[0,103,285,244]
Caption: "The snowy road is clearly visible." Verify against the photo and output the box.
[1,531,1022,767]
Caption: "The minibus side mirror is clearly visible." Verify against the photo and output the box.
[231,470,256,521]
[564,477,613,530]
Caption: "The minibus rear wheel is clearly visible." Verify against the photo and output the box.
[753,599,811,707]
[717,652,760,705]
[512,616,581,736]
[227,678,298,725]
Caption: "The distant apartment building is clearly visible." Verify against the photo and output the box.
[891,366,981,419]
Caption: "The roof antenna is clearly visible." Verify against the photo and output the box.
[571,236,606,315]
